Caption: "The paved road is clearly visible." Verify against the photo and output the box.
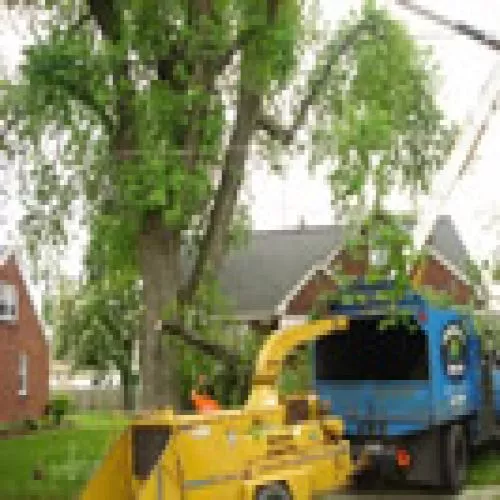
[323,486,500,499]
[323,439,500,499]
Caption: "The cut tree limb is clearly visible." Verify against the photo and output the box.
[157,319,243,368]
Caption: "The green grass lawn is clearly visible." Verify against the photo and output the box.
[0,411,498,499]
[0,413,129,500]
[467,448,500,486]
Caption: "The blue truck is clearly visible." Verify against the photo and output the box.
[313,281,500,493]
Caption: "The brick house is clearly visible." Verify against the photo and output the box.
[196,214,486,335]
[0,247,49,423]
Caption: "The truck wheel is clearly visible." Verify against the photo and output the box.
[255,482,292,500]
[441,424,468,494]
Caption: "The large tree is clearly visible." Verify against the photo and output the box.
[2,0,453,408]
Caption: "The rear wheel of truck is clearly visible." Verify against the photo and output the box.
[441,424,468,494]
[255,482,292,500]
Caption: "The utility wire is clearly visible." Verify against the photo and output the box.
[395,1,500,262]
[395,0,500,52]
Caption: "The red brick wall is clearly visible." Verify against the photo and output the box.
[287,248,371,315]
[287,271,337,315]
[0,255,49,423]
[286,246,473,316]
[335,247,368,277]
[415,255,473,306]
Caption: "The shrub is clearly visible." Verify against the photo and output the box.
[23,418,39,431]
[47,394,74,426]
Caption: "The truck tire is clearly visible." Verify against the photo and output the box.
[441,424,468,494]
[255,482,292,500]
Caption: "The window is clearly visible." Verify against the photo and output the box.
[369,248,389,268]
[19,352,28,396]
[0,282,17,321]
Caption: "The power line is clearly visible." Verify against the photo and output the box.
[396,1,500,257]
[394,0,500,52]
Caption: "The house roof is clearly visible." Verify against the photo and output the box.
[425,215,475,282]
[0,245,50,340]
[189,225,346,316]
[0,245,12,267]
[190,215,479,316]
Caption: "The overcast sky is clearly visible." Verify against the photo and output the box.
[250,0,500,262]
[1,0,500,307]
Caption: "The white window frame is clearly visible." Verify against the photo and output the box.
[19,352,28,396]
[0,282,18,321]
[369,246,389,268]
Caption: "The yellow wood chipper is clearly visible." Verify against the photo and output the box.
[80,316,365,499]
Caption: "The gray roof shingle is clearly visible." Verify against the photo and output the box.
[426,214,475,282]
[183,226,345,315]
[181,216,477,316]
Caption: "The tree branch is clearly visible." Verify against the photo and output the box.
[256,19,372,145]
[44,68,115,132]
[177,1,289,305]
[211,27,259,78]
[178,90,262,305]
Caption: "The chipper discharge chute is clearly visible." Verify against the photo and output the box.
[81,315,363,499]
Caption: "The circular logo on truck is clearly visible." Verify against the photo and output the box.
[441,323,467,378]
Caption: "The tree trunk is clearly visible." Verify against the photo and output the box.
[120,338,135,411]
[137,211,182,410]
[120,367,135,411]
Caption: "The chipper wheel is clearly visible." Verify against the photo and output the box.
[255,481,292,500]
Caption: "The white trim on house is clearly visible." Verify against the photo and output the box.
[275,245,343,317]
[423,246,474,290]
[279,315,309,329]
[322,267,335,278]
[275,217,372,316]
[274,235,480,319]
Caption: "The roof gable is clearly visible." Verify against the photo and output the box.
[216,226,345,315]
[182,215,480,316]
[183,225,345,316]
[425,215,469,274]
[0,246,48,341]
[424,215,484,292]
